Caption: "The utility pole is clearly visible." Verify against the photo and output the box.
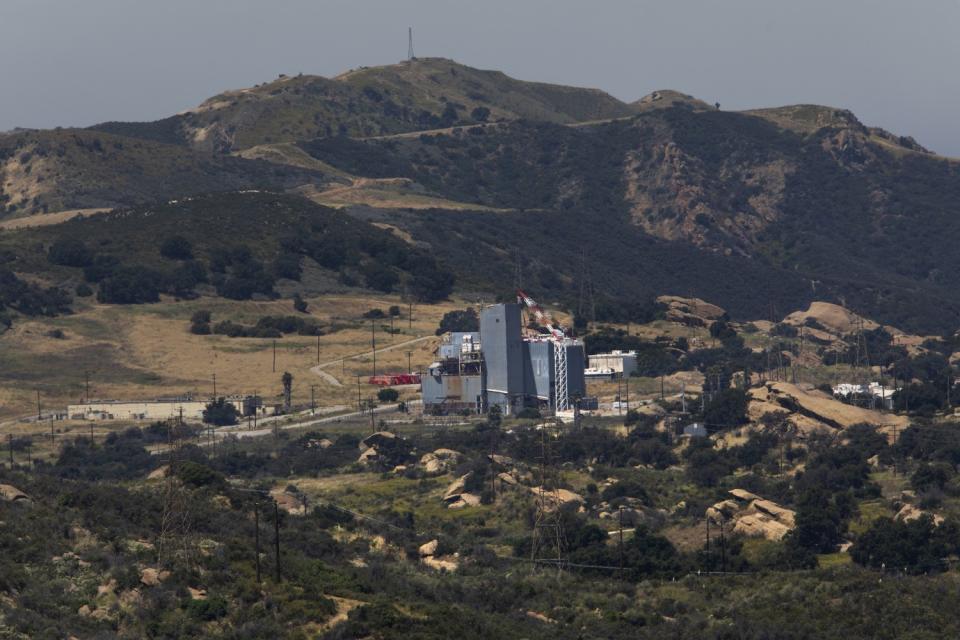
[660,375,665,401]
[36,390,41,420]
[618,506,624,575]
[212,373,217,399]
[274,500,282,582]
[272,340,277,373]
[310,385,317,415]
[357,376,362,413]
[406,350,413,374]
[616,376,622,416]
[371,320,377,377]
[720,521,727,572]
[254,504,261,584]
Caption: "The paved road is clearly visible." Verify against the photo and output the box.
[219,402,407,439]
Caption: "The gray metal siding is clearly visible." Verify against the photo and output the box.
[526,341,553,402]
[566,343,587,400]
[480,304,524,396]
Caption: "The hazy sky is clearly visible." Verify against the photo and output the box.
[3,0,959,154]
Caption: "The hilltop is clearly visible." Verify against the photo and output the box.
[90,58,635,152]
[2,58,960,333]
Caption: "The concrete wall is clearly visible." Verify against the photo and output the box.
[68,401,208,421]
[588,352,638,376]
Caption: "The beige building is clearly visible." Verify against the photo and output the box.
[68,399,209,421]
[587,350,638,377]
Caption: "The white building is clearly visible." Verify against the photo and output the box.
[587,350,638,377]
[66,396,265,422]
[832,382,895,410]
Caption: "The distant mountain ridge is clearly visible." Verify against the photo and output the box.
[2,57,960,333]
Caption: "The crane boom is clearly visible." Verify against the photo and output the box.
[516,289,565,339]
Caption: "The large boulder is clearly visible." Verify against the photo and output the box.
[420,448,462,475]
[443,473,471,501]
[657,296,726,327]
[447,493,481,509]
[0,484,30,503]
[706,489,797,541]
[528,487,584,512]
[418,539,439,556]
[360,431,397,451]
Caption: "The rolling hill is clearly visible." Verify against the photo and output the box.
[90,58,636,152]
[2,58,960,333]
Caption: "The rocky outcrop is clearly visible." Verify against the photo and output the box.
[895,503,944,527]
[528,487,584,512]
[707,489,796,541]
[418,538,459,571]
[0,484,30,503]
[420,448,462,475]
[656,296,726,327]
[442,473,481,509]
[750,382,908,434]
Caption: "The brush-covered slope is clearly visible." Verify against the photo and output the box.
[91,58,635,153]
[0,129,333,218]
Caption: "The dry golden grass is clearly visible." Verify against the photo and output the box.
[0,293,465,424]
[0,207,111,230]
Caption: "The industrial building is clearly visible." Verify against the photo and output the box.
[67,395,266,422]
[587,350,638,377]
[422,302,586,416]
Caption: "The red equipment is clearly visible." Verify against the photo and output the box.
[368,373,421,386]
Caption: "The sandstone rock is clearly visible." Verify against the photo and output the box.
[96,579,117,599]
[734,514,791,541]
[188,587,207,600]
[448,493,481,509]
[139,568,170,587]
[443,473,471,501]
[752,499,796,528]
[526,610,557,624]
[488,453,516,467]
[421,448,461,474]
[146,466,168,481]
[357,448,379,465]
[895,503,944,526]
[423,555,458,571]
[360,431,397,450]
[729,489,761,502]
[529,487,584,511]
[419,539,439,557]
[0,484,30,503]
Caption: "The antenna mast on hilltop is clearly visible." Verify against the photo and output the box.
[408,27,415,61]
